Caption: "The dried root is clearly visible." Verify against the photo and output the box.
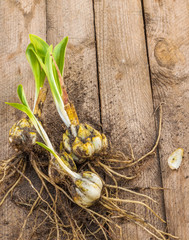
[0,153,26,207]
[0,105,178,240]
[68,104,177,240]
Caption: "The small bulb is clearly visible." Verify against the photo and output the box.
[9,118,37,151]
[73,171,103,207]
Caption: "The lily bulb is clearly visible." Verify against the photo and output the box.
[9,118,37,152]
[72,171,103,207]
[45,149,103,208]
[63,123,108,162]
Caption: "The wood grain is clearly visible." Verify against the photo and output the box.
[0,0,46,239]
[94,0,165,239]
[143,0,189,239]
[1,0,188,239]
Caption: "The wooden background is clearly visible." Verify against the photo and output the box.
[0,0,188,239]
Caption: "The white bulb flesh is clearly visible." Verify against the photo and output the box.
[74,171,103,207]
[83,171,103,189]
[92,136,102,153]
[168,148,184,170]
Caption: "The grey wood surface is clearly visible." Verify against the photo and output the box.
[0,1,188,239]
[144,0,189,238]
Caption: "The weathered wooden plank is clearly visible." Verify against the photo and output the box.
[143,0,189,239]
[94,0,166,239]
[0,0,46,239]
[46,0,100,127]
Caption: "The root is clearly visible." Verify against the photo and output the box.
[102,196,165,223]
[28,208,50,239]
[104,184,157,203]
[0,157,26,207]
[31,157,88,239]
[84,208,110,240]
[2,104,177,239]
[95,104,162,173]
[0,153,24,183]
[31,158,74,203]
[31,158,76,239]
[17,185,44,240]
[13,165,66,231]
[59,197,86,240]
[30,156,61,240]
[99,197,169,240]
[126,104,162,167]
[98,161,136,180]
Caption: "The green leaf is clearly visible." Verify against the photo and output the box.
[53,37,68,75]
[5,102,36,126]
[45,46,62,104]
[17,85,29,107]
[36,141,58,158]
[27,43,46,72]
[36,141,77,179]
[53,36,68,84]
[45,45,55,87]
[26,43,46,105]
[5,102,41,137]
[29,34,49,58]
[28,35,68,97]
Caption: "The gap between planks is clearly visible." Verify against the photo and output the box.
[140,0,168,226]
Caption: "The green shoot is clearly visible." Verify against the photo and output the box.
[26,43,46,109]
[53,36,68,76]
[28,35,71,127]
[44,46,71,128]
[29,34,68,97]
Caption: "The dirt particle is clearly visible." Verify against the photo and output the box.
[144,12,151,25]
[115,71,124,80]
[18,67,21,75]
[3,220,9,225]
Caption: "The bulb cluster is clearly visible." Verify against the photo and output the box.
[63,123,108,163]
